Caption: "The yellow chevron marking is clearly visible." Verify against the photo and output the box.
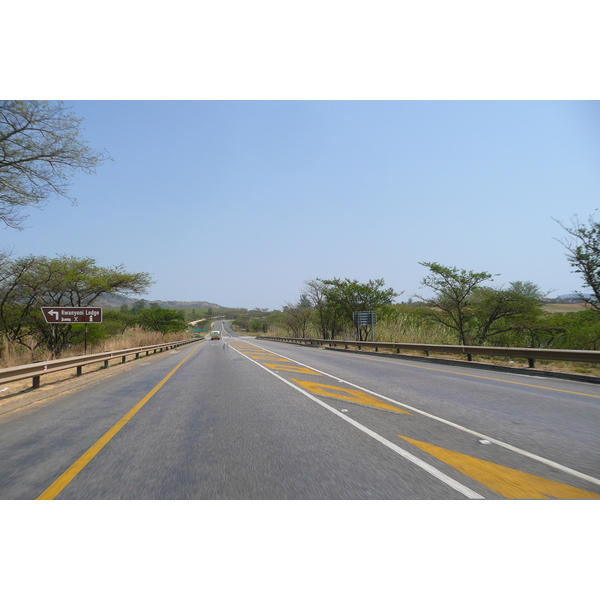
[291,379,410,413]
[398,436,600,499]
[262,363,322,375]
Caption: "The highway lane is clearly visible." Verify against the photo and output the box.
[247,338,600,482]
[0,322,599,499]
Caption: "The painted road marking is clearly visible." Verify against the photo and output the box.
[399,436,600,499]
[37,344,202,500]
[240,341,600,488]
[230,345,483,498]
[291,379,410,414]
[263,364,323,375]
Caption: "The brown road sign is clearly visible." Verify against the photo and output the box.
[41,307,103,324]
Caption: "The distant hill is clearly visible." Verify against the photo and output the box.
[553,293,594,302]
[152,300,224,310]
[96,294,224,310]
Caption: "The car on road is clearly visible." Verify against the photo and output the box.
[210,331,221,340]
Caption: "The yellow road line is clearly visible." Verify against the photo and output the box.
[37,344,201,500]
[262,363,322,375]
[291,379,410,414]
[343,354,600,399]
[399,436,600,499]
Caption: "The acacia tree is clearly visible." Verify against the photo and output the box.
[469,281,546,345]
[0,255,153,357]
[555,213,600,310]
[415,262,496,345]
[416,263,547,346]
[0,100,108,229]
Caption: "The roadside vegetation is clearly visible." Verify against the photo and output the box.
[234,214,600,377]
[254,283,600,352]
[0,255,189,367]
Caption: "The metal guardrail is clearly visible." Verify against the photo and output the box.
[0,338,200,390]
[256,336,600,369]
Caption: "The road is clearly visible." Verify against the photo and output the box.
[1,320,599,499]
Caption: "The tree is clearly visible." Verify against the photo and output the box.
[555,213,600,310]
[469,281,546,345]
[319,277,400,340]
[137,307,187,335]
[281,299,312,338]
[303,279,343,339]
[416,263,548,346]
[0,101,108,229]
[0,255,152,357]
[415,262,496,345]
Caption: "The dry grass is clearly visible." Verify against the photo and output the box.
[542,303,587,313]
[0,327,188,369]
[0,327,196,400]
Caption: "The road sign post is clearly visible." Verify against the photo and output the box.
[41,307,103,354]
[352,311,377,342]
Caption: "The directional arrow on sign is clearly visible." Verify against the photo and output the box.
[41,307,103,324]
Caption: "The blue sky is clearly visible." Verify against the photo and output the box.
[2,100,599,309]
[4,2,600,310]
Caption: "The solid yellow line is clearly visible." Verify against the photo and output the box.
[343,353,600,399]
[37,344,201,500]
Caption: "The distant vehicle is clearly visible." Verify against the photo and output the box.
[210,331,221,340]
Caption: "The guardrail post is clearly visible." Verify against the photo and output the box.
[424,350,430,356]
[467,354,473,361]
[77,366,83,377]
[32,375,40,389]
[122,356,126,363]
[528,358,536,368]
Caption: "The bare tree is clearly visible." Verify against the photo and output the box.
[555,213,600,310]
[281,299,312,338]
[0,101,109,229]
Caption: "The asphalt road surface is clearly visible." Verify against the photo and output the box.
[1,320,599,499]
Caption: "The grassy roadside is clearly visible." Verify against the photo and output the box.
[0,330,201,402]
[542,303,587,313]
